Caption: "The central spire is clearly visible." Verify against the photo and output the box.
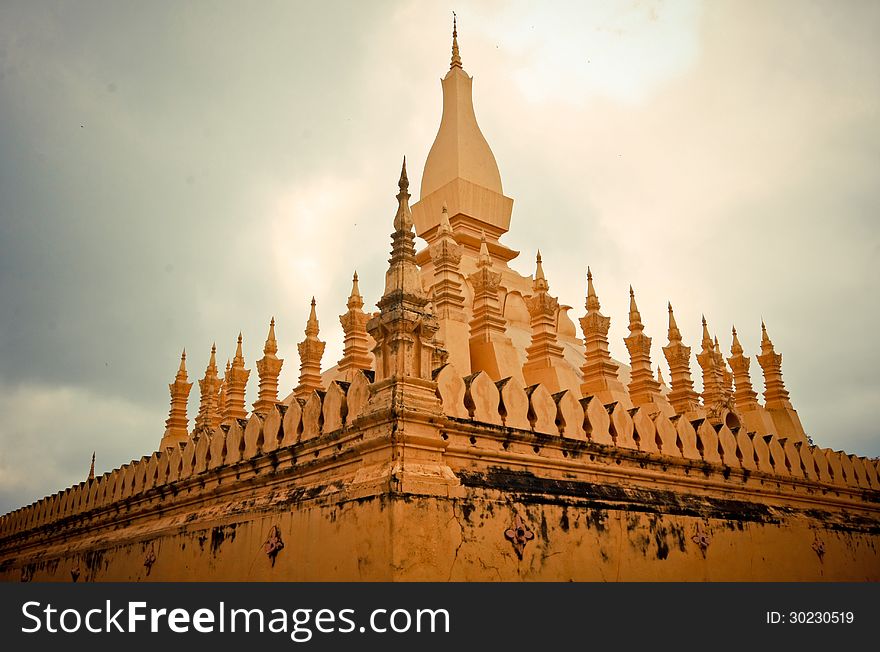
[412,16,514,253]
[420,16,502,199]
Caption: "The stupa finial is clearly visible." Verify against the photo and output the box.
[478,230,491,265]
[450,12,462,70]
[176,348,187,380]
[730,325,743,355]
[393,157,413,232]
[628,286,642,330]
[234,333,244,364]
[667,302,682,343]
[439,203,452,234]
[585,267,601,312]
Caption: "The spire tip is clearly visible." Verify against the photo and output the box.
[450,11,462,69]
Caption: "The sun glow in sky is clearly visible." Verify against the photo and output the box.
[1,0,878,513]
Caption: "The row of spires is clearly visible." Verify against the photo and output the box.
[161,158,796,449]
[522,250,791,418]
[161,279,374,449]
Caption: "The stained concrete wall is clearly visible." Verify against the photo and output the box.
[2,482,877,582]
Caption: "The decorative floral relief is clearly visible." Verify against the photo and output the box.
[264,525,285,566]
[143,543,157,576]
[504,514,535,559]
[692,523,711,557]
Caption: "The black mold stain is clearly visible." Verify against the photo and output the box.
[458,467,786,527]
[560,507,570,532]
[210,524,238,555]
[460,502,476,523]
[655,530,670,560]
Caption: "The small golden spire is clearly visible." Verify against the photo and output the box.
[306,297,319,335]
[701,314,712,350]
[88,452,95,482]
[393,157,412,233]
[254,317,284,415]
[339,270,373,376]
[223,333,250,423]
[296,296,326,398]
[667,302,682,343]
[730,325,743,356]
[478,230,491,265]
[162,348,193,448]
[234,333,244,364]
[195,342,221,433]
[450,12,462,70]
[398,156,409,193]
[176,349,187,380]
[628,286,642,329]
[348,271,364,310]
[585,267,601,313]
[760,319,773,353]
[532,250,550,293]
[263,318,277,355]
[439,203,452,233]
[657,366,665,385]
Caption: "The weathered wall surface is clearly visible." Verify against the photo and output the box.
[1,368,878,582]
[0,491,394,582]
[392,482,880,581]
[2,483,877,582]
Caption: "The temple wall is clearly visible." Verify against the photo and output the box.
[1,367,878,582]
[390,487,879,581]
[2,486,876,582]
[0,495,393,582]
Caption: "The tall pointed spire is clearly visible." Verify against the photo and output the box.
[88,452,95,482]
[585,267,600,312]
[714,335,734,403]
[523,251,579,393]
[194,343,221,434]
[254,318,284,415]
[727,326,759,411]
[701,315,712,350]
[534,251,548,290]
[450,12,462,70]
[216,363,229,428]
[667,301,682,341]
[429,205,469,374]
[223,334,250,423]
[696,316,725,411]
[755,321,807,442]
[413,18,512,248]
[579,268,626,402]
[623,286,662,408]
[468,231,521,382]
[296,298,326,399]
[161,349,193,449]
[756,321,791,409]
[366,163,442,412]
[339,273,373,377]
[379,158,426,306]
[662,303,700,414]
[429,206,466,317]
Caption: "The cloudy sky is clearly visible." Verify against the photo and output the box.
[1,0,878,514]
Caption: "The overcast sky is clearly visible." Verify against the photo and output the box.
[1,0,878,514]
